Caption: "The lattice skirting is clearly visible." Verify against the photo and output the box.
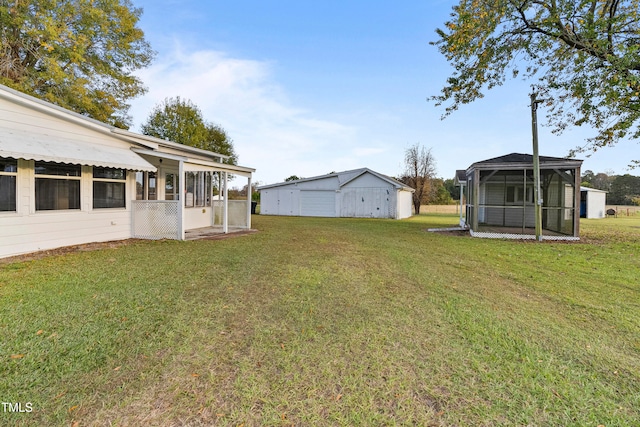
[470,229,579,241]
[132,201,180,240]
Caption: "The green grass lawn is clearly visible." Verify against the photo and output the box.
[1,214,639,426]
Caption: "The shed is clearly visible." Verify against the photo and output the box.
[580,187,607,219]
[462,153,583,240]
[258,168,414,219]
[0,84,255,259]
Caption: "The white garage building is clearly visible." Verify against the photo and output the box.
[258,168,414,219]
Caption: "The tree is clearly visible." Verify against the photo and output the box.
[284,175,301,181]
[608,174,640,204]
[443,178,460,201]
[400,144,437,214]
[429,179,455,205]
[206,123,238,164]
[431,0,640,165]
[141,97,238,164]
[581,170,596,187]
[0,0,153,128]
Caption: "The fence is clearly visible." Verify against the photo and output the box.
[418,204,460,214]
[606,205,640,216]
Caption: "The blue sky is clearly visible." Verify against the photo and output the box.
[127,0,639,186]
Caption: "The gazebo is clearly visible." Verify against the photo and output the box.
[463,153,583,240]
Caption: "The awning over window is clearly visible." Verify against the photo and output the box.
[0,128,156,172]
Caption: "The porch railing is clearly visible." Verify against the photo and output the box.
[132,200,180,240]
[213,200,250,228]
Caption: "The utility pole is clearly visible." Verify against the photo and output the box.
[530,92,543,242]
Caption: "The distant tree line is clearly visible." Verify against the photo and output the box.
[581,171,640,206]
[399,162,640,207]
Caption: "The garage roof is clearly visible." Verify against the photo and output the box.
[257,167,414,192]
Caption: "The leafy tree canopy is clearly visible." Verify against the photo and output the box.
[608,173,640,204]
[581,169,614,190]
[431,0,640,165]
[141,97,238,165]
[0,0,154,128]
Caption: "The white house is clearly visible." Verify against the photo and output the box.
[258,168,414,219]
[0,84,255,259]
[580,187,607,219]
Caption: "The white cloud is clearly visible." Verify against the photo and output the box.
[128,42,360,184]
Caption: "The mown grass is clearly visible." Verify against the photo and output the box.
[0,214,638,426]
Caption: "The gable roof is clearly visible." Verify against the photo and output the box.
[258,167,414,192]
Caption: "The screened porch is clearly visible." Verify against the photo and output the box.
[129,151,254,240]
[464,154,582,240]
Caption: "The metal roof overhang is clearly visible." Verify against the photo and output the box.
[0,128,156,172]
[132,148,255,177]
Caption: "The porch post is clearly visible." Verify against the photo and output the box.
[458,184,464,227]
[473,169,480,231]
[574,167,581,238]
[223,171,229,233]
[246,175,252,229]
[178,160,185,240]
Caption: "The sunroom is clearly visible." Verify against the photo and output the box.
[464,153,583,240]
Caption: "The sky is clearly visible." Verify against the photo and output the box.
[127,0,639,186]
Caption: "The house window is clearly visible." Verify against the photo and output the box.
[148,172,157,200]
[135,171,157,200]
[136,171,145,200]
[0,157,17,212]
[93,167,126,208]
[35,161,81,210]
[185,171,212,208]
[165,173,179,201]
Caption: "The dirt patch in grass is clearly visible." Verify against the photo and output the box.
[196,229,258,240]
[426,228,470,237]
[0,230,259,266]
[0,239,141,265]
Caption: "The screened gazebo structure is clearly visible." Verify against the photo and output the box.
[464,153,583,240]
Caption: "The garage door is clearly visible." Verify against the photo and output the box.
[300,191,336,217]
[340,188,393,218]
